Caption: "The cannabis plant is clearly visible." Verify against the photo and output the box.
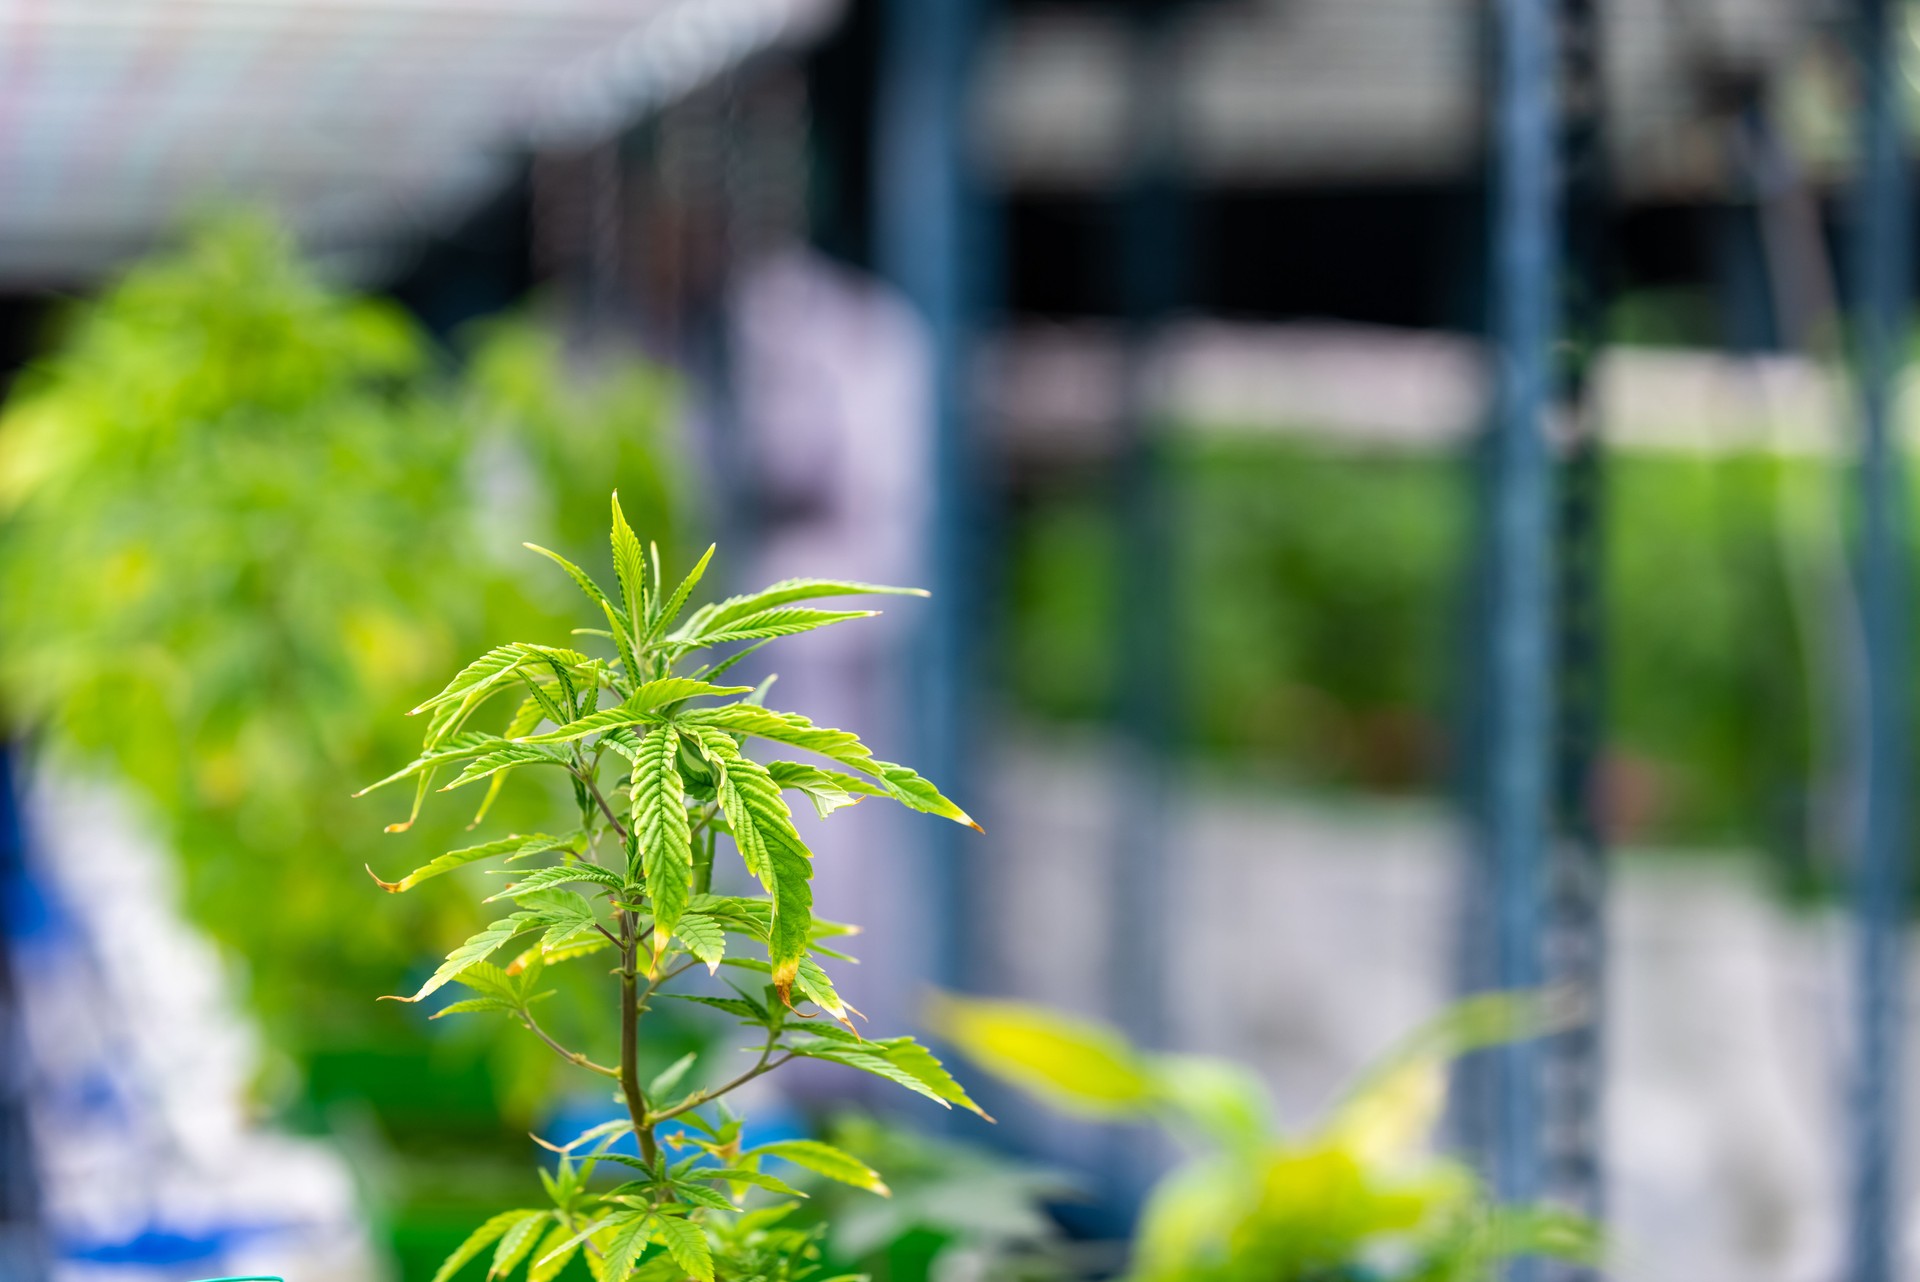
[934,994,1599,1282]
[364,496,985,1282]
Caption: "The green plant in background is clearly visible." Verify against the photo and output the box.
[789,1114,1079,1282]
[0,216,682,1071]
[933,993,1598,1282]
[363,498,985,1282]
[1007,435,1848,870]
[0,215,691,1276]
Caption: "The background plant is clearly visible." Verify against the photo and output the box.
[1008,436,1838,868]
[787,1114,1080,1282]
[364,497,985,1282]
[933,992,1598,1282]
[0,214,686,1273]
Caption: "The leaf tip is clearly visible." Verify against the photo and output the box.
[365,864,403,893]
[384,819,415,833]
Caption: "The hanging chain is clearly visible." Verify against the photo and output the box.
[1542,0,1609,1265]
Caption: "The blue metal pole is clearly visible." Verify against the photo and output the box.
[874,0,986,995]
[1848,0,1909,1278]
[1112,0,1185,1060]
[1543,0,1608,1267]
[1485,0,1557,1243]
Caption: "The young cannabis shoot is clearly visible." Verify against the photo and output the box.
[361,495,985,1282]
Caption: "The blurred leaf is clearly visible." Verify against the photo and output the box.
[930,994,1157,1118]
[750,1139,891,1196]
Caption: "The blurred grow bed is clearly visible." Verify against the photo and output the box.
[1004,433,1845,886]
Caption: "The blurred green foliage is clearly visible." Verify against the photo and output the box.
[791,1113,1079,1282]
[0,215,685,1126]
[1007,434,1847,869]
[934,993,1598,1282]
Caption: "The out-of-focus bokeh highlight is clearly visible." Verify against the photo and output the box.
[0,2,1914,1281]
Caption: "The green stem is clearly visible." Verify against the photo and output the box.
[578,769,631,845]
[649,1044,795,1124]
[693,817,716,895]
[617,917,658,1167]
[521,1009,618,1078]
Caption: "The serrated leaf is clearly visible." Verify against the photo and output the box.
[523,890,600,955]
[432,1209,542,1282]
[602,1215,655,1282]
[674,911,726,971]
[684,892,771,940]
[786,1033,990,1119]
[749,1139,889,1195]
[541,933,613,964]
[651,1215,713,1282]
[633,725,692,944]
[528,1222,579,1282]
[490,1209,552,1278]
[430,996,518,1019]
[696,734,812,1001]
[370,832,572,894]
[868,759,981,829]
[514,679,749,745]
[668,1182,742,1211]
[678,705,868,763]
[765,761,869,818]
[356,732,509,797]
[485,862,626,902]
[792,955,850,1023]
[687,606,877,648]
[526,542,627,631]
[611,492,649,634]
[603,726,645,766]
[677,707,976,829]
[649,542,716,637]
[451,960,518,1001]
[695,1167,808,1198]
[679,578,927,639]
[442,745,565,791]
[392,912,542,1003]
[694,637,778,685]
[786,1040,951,1110]
[661,993,769,1023]
[414,645,541,715]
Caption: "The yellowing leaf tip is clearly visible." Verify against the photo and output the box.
[365,864,403,893]
[384,819,414,833]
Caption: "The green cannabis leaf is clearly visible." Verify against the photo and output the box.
[364,495,981,1282]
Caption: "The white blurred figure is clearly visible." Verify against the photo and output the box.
[10,776,377,1282]
[728,246,940,1055]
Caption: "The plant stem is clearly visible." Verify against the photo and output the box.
[649,1046,796,1123]
[577,768,631,844]
[521,1009,619,1078]
[617,919,658,1167]
[634,957,698,1016]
